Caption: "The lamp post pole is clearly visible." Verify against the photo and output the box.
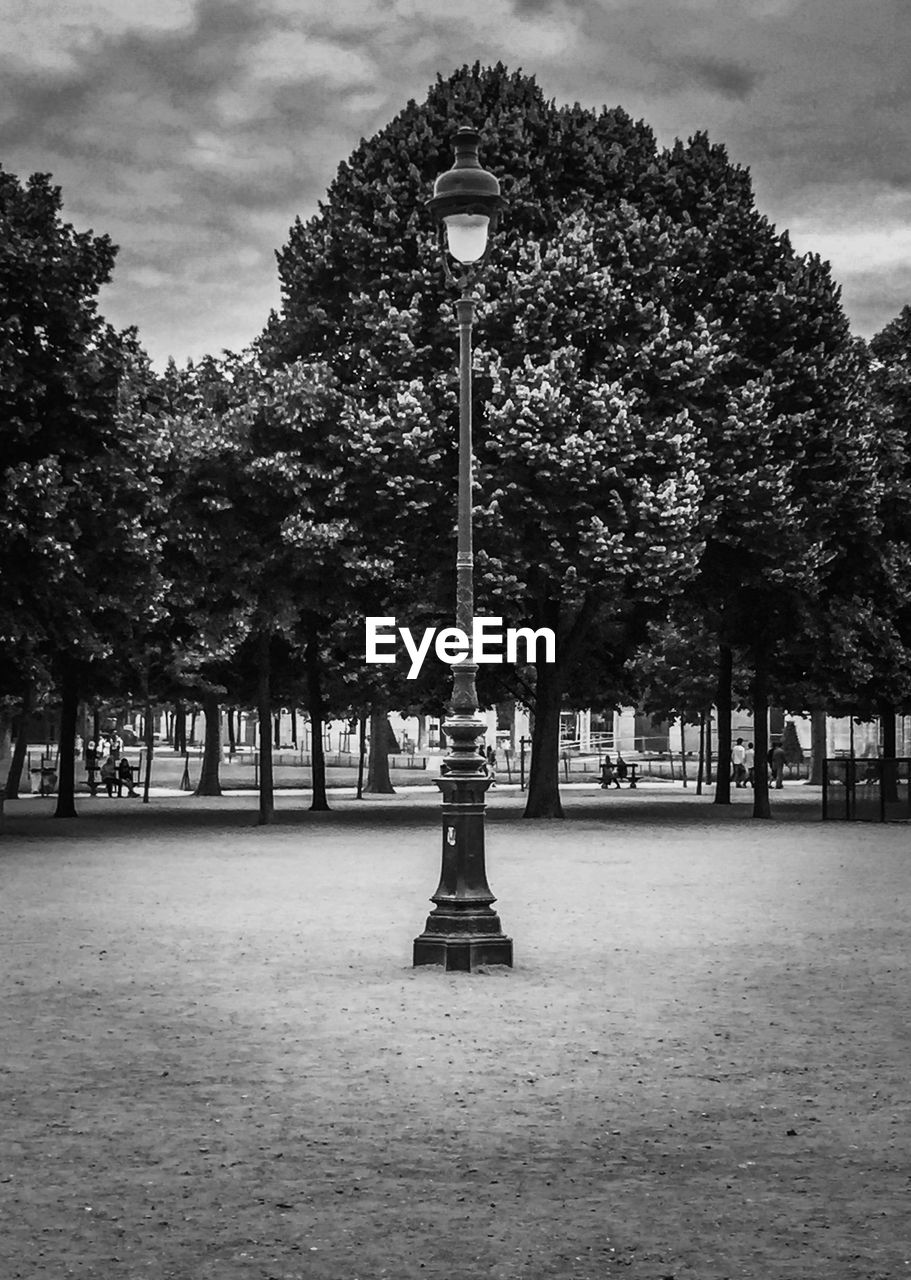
[455,293,475,638]
[412,128,513,971]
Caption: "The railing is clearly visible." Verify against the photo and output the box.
[822,757,911,821]
[517,738,812,791]
[558,732,616,755]
[184,750,429,789]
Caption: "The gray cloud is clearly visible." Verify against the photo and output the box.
[0,0,382,361]
[846,264,911,339]
[1,0,908,362]
[511,0,557,13]
[672,54,762,101]
[1,1,264,143]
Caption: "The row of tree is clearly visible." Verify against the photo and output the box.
[3,64,911,821]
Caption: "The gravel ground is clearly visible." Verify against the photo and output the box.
[2,785,909,1279]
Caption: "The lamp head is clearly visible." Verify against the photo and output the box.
[428,126,504,265]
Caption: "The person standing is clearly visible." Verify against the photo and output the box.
[85,740,99,796]
[770,741,786,788]
[744,742,756,788]
[731,738,747,788]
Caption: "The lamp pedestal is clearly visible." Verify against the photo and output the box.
[413,662,513,971]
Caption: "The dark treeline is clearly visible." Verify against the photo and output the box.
[3,65,911,821]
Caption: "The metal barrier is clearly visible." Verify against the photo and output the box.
[558,733,616,755]
[517,738,642,791]
[292,752,427,771]
[822,757,911,821]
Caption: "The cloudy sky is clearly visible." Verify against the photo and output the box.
[1,0,907,367]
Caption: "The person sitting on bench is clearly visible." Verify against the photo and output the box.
[600,759,620,788]
[117,756,138,798]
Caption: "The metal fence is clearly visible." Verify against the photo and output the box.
[822,757,911,822]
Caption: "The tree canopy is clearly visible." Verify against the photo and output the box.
[264,62,873,816]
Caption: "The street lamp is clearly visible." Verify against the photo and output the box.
[412,126,514,971]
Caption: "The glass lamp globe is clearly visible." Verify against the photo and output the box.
[443,213,490,264]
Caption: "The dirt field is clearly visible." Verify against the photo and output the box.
[2,786,909,1279]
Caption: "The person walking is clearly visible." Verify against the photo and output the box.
[485,745,498,788]
[744,742,756,788]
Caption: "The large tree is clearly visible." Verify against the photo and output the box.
[265,64,879,817]
[155,351,389,817]
[640,135,879,817]
[0,166,169,814]
[264,67,715,815]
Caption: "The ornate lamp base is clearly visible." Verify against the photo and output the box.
[413,721,513,971]
[413,932,514,971]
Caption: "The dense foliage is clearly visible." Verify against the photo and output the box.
[4,68,911,821]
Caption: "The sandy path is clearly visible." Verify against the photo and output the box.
[2,789,909,1278]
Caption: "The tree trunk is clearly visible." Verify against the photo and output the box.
[195,692,222,796]
[713,643,733,805]
[705,705,713,785]
[524,661,564,818]
[501,699,517,751]
[679,718,688,788]
[54,659,79,818]
[290,706,298,748]
[751,654,771,819]
[142,697,154,804]
[257,631,274,825]
[356,711,367,799]
[174,701,187,755]
[879,699,898,804]
[306,635,330,812]
[226,706,236,757]
[696,711,705,795]
[808,709,826,785]
[365,703,395,794]
[0,708,13,773]
[5,688,33,801]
